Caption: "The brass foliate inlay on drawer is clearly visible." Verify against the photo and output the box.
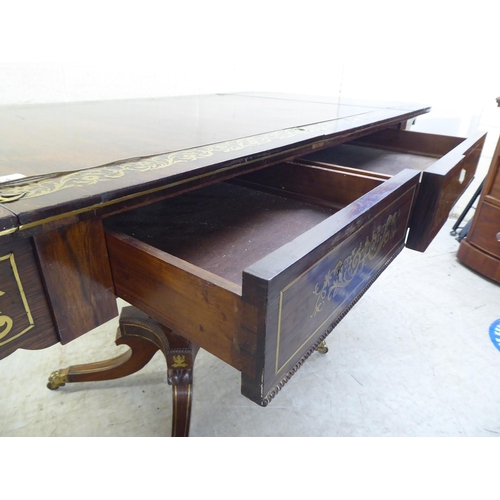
[274,204,406,376]
[0,253,35,346]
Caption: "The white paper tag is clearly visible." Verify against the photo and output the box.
[0,173,26,183]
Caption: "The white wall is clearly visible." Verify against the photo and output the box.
[2,2,499,116]
[2,0,500,215]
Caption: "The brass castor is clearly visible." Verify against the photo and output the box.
[47,369,69,390]
[316,341,329,354]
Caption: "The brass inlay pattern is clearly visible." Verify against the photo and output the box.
[310,210,399,318]
[171,355,188,368]
[0,253,35,346]
[274,186,416,375]
[0,291,13,340]
[0,113,378,203]
[0,123,338,201]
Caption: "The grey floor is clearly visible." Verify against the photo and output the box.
[1,219,499,437]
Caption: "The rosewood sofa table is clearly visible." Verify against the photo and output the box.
[0,93,485,435]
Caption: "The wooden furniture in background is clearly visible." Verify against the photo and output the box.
[457,133,500,283]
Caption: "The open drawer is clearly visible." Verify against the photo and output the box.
[103,164,419,406]
[300,128,486,251]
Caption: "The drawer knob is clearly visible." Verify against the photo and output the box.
[497,232,500,242]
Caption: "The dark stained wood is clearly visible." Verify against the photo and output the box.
[33,218,118,343]
[1,93,487,435]
[406,132,486,251]
[304,143,437,175]
[457,236,500,283]
[232,161,386,211]
[46,306,199,437]
[104,182,335,286]
[458,133,500,282]
[0,95,431,235]
[0,236,59,359]
[105,230,243,369]
[351,128,464,157]
[303,130,486,251]
[0,95,430,178]
[240,169,420,405]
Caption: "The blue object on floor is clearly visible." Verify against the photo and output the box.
[489,319,500,352]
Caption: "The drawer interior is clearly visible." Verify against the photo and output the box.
[302,143,436,175]
[301,128,465,176]
[104,163,383,287]
[104,182,334,287]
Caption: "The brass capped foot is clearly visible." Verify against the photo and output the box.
[316,341,329,354]
[47,368,70,390]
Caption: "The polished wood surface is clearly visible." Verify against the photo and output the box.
[458,133,500,283]
[33,219,118,343]
[0,94,429,178]
[104,168,420,405]
[0,94,430,235]
[304,128,486,251]
[0,93,487,433]
[0,237,58,359]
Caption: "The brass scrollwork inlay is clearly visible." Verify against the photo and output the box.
[0,253,35,346]
[310,210,400,318]
[0,117,380,203]
[0,125,326,201]
[0,291,13,340]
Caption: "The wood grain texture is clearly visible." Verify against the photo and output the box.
[0,236,58,359]
[231,162,385,211]
[33,218,118,343]
[406,132,486,251]
[105,231,243,369]
[240,169,420,405]
[104,182,334,286]
[458,134,500,282]
[0,95,430,235]
[351,128,464,157]
[457,239,500,283]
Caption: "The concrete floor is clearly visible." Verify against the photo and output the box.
[1,219,499,437]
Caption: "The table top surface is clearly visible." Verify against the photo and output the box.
[0,93,430,234]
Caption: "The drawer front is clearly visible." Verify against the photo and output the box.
[406,131,486,251]
[0,236,59,359]
[466,202,500,259]
[240,169,420,406]
[302,129,486,252]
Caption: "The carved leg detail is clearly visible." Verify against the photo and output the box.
[47,306,200,437]
[166,340,199,437]
[47,311,161,389]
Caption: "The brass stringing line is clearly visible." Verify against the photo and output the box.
[274,186,416,374]
[13,133,341,234]
[0,125,317,198]
[9,253,34,325]
[1,112,419,235]
[0,111,391,202]
[0,289,13,341]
